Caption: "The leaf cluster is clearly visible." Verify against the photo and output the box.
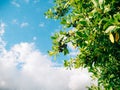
[45,0,120,89]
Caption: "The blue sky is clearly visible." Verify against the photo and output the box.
[0,0,67,63]
[1,0,59,53]
[0,0,93,90]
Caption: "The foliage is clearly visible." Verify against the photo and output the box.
[45,0,120,89]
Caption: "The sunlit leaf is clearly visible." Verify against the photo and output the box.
[48,51,55,56]
[91,0,98,7]
[109,33,114,43]
[105,26,116,33]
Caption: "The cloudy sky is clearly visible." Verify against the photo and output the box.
[0,0,94,90]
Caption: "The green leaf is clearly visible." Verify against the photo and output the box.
[115,32,119,42]
[64,60,69,67]
[105,26,116,33]
[63,48,69,55]
[61,18,67,25]
[91,0,98,7]
[51,36,56,39]
[48,51,55,56]
[46,0,120,89]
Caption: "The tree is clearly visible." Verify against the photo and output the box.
[45,0,120,89]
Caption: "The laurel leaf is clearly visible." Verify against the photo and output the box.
[115,32,119,42]
[109,33,114,43]
[105,26,116,33]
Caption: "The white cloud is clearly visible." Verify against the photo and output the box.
[67,42,79,56]
[24,0,29,3]
[48,0,54,4]
[69,51,79,56]
[69,71,92,90]
[39,22,45,27]
[33,0,40,3]
[68,42,76,51]
[0,22,95,90]
[0,22,6,36]
[0,42,93,90]
[12,19,19,25]
[0,22,6,53]
[20,22,29,28]
[11,1,20,7]
[33,37,37,41]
